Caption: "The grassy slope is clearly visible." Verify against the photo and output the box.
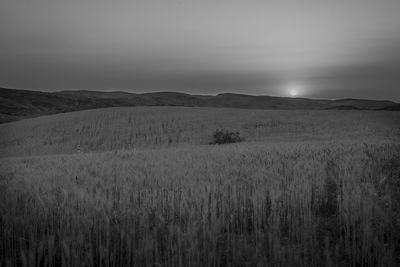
[1,107,399,157]
[0,107,399,266]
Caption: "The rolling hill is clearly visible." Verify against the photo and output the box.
[0,87,397,123]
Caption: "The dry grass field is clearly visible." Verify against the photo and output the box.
[0,107,399,266]
[0,107,399,157]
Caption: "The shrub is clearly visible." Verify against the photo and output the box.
[211,129,244,144]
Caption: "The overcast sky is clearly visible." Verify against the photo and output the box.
[1,0,400,100]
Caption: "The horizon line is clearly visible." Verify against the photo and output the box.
[0,86,398,103]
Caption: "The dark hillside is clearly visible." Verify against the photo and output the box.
[0,87,397,123]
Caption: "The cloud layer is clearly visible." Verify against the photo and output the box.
[1,0,400,100]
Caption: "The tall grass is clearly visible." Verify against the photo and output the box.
[0,107,399,157]
[1,140,399,266]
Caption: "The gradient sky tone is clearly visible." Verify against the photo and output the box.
[1,0,400,100]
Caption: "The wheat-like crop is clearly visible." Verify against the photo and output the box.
[0,107,398,157]
[1,139,399,266]
[0,108,399,266]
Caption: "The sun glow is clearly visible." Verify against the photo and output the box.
[289,89,298,97]
[288,85,302,97]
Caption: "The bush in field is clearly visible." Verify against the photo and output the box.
[211,129,243,144]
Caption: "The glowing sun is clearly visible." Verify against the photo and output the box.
[289,89,298,96]
[287,85,302,97]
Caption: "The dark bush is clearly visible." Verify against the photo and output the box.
[211,129,244,144]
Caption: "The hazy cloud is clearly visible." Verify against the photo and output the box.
[1,0,400,100]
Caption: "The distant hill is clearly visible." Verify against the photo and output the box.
[377,104,400,111]
[0,87,398,123]
[326,105,362,110]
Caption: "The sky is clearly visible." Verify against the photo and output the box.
[1,0,400,101]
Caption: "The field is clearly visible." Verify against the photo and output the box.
[1,107,400,266]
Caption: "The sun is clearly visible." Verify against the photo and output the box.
[287,85,302,97]
[289,89,298,97]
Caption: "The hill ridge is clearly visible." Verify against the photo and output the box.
[0,87,398,123]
